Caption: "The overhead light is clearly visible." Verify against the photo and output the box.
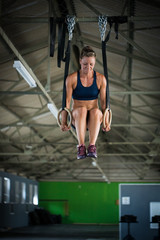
[148,151,157,157]
[25,145,33,149]
[13,60,37,88]
[47,103,58,119]
[32,112,51,121]
[0,126,10,132]
[17,122,23,125]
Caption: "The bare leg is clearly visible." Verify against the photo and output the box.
[88,108,103,145]
[72,107,88,145]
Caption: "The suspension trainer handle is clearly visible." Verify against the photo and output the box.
[57,107,72,128]
[103,108,112,128]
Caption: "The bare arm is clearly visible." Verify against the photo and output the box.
[61,74,74,131]
[99,74,107,113]
[99,74,111,132]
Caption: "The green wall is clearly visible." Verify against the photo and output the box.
[39,182,119,224]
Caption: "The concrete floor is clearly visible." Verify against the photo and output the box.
[0,224,119,240]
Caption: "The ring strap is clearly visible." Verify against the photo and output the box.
[103,108,112,128]
[50,17,56,57]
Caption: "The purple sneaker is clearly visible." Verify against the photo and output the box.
[87,144,97,158]
[77,144,87,159]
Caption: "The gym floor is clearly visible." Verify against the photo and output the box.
[0,224,119,240]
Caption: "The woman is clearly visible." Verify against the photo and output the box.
[61,46,111,159]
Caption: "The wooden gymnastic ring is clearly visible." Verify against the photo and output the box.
[57,107,72,128]
[103,108,112,128]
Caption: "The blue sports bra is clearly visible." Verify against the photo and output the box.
[72,71,99,100]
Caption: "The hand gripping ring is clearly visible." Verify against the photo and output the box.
[57,107,72,128]
[103,108,112,128]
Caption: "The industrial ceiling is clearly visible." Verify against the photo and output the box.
[0,0,160,182]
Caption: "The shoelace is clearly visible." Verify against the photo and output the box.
[78,145,86,155]
[88,145,96,153]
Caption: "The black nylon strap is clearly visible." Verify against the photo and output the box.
[50,17,56,57]
[61,23,66,61]
[114,22,119,39]
[57,22,63,67]
[62,40,71,109]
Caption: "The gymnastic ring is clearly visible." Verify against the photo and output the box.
[57,107,72,128]
[103,108,112,129]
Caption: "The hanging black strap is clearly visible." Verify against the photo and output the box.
[62,40,71,110]
[50,17,56,57]
[61,23,66,61]
[57,22,67,67]
[102,23,112,109]
[114,21,119,39]
[108,16,128,40]
[57,22,63,67]
[57,22,66,67]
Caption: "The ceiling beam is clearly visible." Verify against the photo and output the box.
[82,36,154,66]
[0,26,58,113]
[0,152,155,157]
[0,122,159,129]
[0,140,158,146]
[2,16,160,24]
[1,90,160,96]
[119,30,160,68]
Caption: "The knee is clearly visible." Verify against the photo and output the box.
[73,107,87,119]
[90,108,103,121]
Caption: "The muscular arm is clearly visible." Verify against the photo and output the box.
[66,75,74,109]
[99,74,111,132]
[61,73,75,131]
[99,74,107,113]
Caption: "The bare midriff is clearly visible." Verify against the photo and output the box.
[72,99,99,111]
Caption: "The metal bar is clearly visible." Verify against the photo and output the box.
[0,91,44,95]
[2,16,160,23]
[111,91,160,95]
[119,30,160,67]
[83,36,153,66]
[0,26,57,111]
[1,90,160,96]
[0,152,154,156]
[0,122,158,128]
[0,161,159,165]
[111,128,149,179]
[0,141,157,145]
[127,0,134,125]
[108,69,159,116]
[45,0,51,92]
[79,0,101,15]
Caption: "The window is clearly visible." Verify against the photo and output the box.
[4,177,10,203]
[10,203,15,215]
[0,177,2,203]
[15,181,20,203]
[21,182,26,204]
[29,184,33,204]
[33,185,38,205]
